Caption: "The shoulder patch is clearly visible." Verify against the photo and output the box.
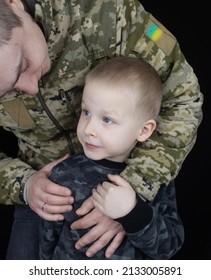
[145,14,176,55]
[2,98,35,129]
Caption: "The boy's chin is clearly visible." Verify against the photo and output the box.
[83,150,104,161]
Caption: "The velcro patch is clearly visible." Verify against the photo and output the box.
[2,98,35,128]
[145,15,176,55]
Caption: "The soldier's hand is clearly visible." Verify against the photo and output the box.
[71,196,126,258]
[26,154,74,221]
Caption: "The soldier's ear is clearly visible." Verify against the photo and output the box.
[7,0,25,10]
[137,119,156,143]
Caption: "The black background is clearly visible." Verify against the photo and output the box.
[0,0,210,259]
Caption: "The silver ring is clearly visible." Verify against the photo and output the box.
[41,202,46,211]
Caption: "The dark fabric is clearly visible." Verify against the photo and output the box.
[6,205,40,260]
[39,153,184,260]
[24,0,37,16]
[115,194,153,233]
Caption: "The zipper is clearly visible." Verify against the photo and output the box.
[59,89,79,125]
[37,89,75,154]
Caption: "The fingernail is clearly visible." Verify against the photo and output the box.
[86,252,92,257]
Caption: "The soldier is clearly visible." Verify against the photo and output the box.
[39,57,184,260]
[0,0,203,259]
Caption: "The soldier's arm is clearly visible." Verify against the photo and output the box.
[0,154,36,205]
[0,153,73,221]
[118,1,203,201]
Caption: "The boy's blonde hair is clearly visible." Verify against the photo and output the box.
[85,57,163,121]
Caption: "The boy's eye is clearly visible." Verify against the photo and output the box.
[82,109,90,117]
[103,117,113,124]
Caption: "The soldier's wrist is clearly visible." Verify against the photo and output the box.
[19,169,36,205]
[19,185,28,205]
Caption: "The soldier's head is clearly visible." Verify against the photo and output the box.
[0,0,51,97]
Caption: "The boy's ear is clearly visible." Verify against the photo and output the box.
[137,120,157,142]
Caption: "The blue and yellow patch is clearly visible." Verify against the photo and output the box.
[145,15,176,55]
[146,24,163,42]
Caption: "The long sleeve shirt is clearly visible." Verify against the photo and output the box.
[40,153,184,260]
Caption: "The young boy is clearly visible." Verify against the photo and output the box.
[39,57,184,260]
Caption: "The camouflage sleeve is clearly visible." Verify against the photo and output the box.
[119,0,203,201]
[0,154,36,205]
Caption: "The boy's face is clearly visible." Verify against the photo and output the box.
[77,82,144,162]
[0,1,51,96]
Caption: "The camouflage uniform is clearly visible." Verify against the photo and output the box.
[0,0,203,206]
[40,152,184,259]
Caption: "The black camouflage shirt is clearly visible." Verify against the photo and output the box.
[39,153,184,260]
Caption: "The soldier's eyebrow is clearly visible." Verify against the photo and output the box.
[11,59,22,88]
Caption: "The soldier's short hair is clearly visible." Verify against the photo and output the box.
[0,0,23,45]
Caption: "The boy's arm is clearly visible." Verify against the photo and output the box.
[116,181,184,259]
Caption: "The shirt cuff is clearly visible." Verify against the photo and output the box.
[115,195,153,233]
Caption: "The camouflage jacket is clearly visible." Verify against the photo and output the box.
[0,0,203,205]
[40,152,184,260]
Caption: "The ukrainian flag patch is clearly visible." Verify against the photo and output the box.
[144,15,176,55]
[146,24,163,42]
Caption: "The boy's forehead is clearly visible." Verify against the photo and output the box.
[84,81,137,103]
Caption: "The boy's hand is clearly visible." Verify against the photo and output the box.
[92,174,136,219]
